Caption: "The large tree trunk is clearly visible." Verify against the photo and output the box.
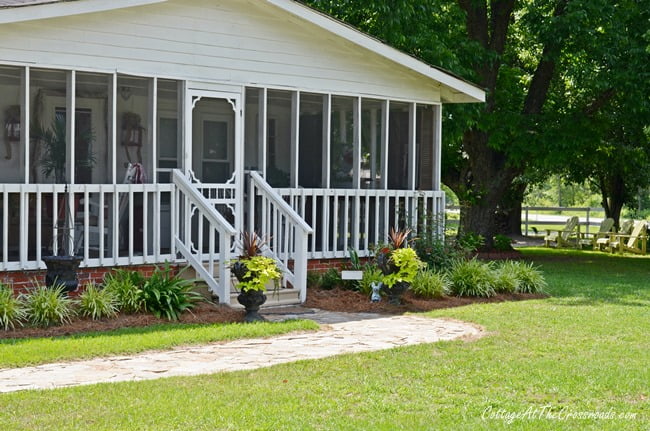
[495,182,527,236]
[599,173,627,228]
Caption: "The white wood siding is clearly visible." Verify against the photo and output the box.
[0,0,441,102]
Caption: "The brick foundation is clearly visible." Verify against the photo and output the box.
[1,265,167,296]
[1,257,361,296]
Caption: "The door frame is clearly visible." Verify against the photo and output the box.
[184,86,243,232]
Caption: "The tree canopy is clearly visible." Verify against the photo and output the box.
[302,0,650,246]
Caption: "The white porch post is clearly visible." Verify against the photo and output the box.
[408,102,416,190]
[21,67,30,184]
[234,90,244,234]
[380,100,389,190]
[323,94,331,188]
[182,82,192,175]
[353,97,361,189]
[259,87,267,178]
[66,71,76,184]
[109,73,117,184]
[433,104,442,191]
[149,78,158,184]
[290,91,299,188]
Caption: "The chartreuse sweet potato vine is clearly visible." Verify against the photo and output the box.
[235,256,282,292]
[382,247,425,288]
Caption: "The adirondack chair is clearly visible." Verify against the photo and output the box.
[595,219,633,251]
[544,216,580,248]
[579,217,614,249]
[608,220,648,254]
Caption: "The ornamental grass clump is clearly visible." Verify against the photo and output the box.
[103,269,145,313]
[78,282,118,320]
[508,261,547,293]
[411,269,450,299]
[0,283,26,330]
[23,283,76,327]
[492,261,521,293]
[448,259,496,297]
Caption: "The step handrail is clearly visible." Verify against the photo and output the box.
[248,171,313,302]
[172,169,237,304]
[249,171,313,234]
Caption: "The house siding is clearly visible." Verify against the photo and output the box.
[0,0,441,103]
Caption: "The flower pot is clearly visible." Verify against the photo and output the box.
[381,281,409,305]
[42,255,83,294]
[237,289,267,322]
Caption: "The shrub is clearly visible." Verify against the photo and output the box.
[493,234,513,251]
[78,283,118,320]
[357,266,383,296]
[319,268,342,290]
[23,283,76,327]
[141,264,203,320]
[103,269,145,313]
[448,259,496,297]
[411,270,450,299]
[508,261,547,293]
[0,283,26,330]
[306,271,322,288]
[492,262,520,293]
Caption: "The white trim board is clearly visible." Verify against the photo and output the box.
[0,0,167,24]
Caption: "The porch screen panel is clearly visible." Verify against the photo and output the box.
[244,88,260,172]
[75,72,110,184]
[266,90,292,187]
[361,99,383,189]
[416,105,435,190]
[117,75,151,184]
[298,93,324,188]
[30,69,68,184]
[388,102,410,190]
[0,66,23,183]
[157,79,181,183]
[330,96,354,188]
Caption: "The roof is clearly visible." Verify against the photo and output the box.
[0,0,485,103]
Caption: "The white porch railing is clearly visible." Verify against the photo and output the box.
[172,170,237,304]
[0,182,176,271]
[276,188,446,259]
[248,172,313,302]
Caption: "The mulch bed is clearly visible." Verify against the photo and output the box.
[304,287,547,314]
[0,302,244,340]
[2,287,547,340]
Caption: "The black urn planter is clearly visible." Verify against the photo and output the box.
[381,281,409,305]
[237,289,267,322]
[42,255,83,294]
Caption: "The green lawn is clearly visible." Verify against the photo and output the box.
[1,248,649,430]
[0,320,318,368]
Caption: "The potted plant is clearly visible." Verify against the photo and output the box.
[231,232,281,322]
[376,227,425,304]
[33,115,95,293]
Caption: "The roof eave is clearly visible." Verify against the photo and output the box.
[0,0,167,24]
[265,0,486,104]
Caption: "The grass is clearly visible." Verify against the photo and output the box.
[1,248,649,430]
[0,319,318,368]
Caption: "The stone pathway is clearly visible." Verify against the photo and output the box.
[0,310,484,393]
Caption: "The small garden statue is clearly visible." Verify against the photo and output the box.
[370,282,382,303]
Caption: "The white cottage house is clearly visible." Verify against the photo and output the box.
[0,0,484,304]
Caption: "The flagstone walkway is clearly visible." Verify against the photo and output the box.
[0,309,484,393]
